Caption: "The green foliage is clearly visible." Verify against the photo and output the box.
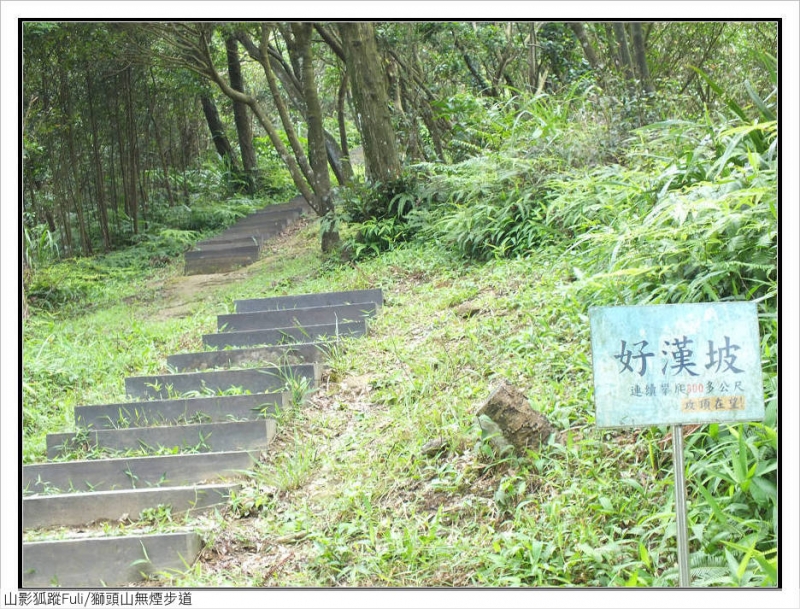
[402,81,660,260]
[252,136,296,198]
[151,196,261,233]
[432,81,606,166]
[338,171,420,260]
[26,258,136,312]
[412,154,556,260]
[23,224,61,270]
[690,49,777,153]
[563,120,776,307]
[339,171,420,223]
[538,22,588,85]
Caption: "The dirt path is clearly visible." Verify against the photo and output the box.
[145,218,313,322]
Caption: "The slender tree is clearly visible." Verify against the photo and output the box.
[568,23,600,70]
[630,22,654,95]
[291,23,338,251]
[200,92,241,177]
[225,36,258,193]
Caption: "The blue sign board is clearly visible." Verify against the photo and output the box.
[590,302,765,428]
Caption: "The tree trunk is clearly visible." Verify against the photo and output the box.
[54,156,74,256]
[61,66,91,255]
[226,36,258,193]
[177,99,191,205]
[630,22,655,95]
[462,50,495,96]
[527,22,538,92]
[200,51,318,211]
[568,23,600,70]
[200,93,240,177]
[338,22,401,184]
[336,70,354,184]
[110,81,122,235]
[86,71,111,251]
[613,23,636,89]
[124,67,139,235]
[292,23,339,253]
[254,25,314,186]
[238,26,349,187]
[147,68,176,207]
[22,254,31,319]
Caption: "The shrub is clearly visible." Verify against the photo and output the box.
[338,171,421,259]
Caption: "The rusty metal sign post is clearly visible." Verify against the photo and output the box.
[589,302,765,587]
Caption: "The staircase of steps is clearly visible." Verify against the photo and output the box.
[183,195,314,275]
[22,288,382,587]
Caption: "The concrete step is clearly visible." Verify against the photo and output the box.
[166,342,325,372]
[75,393,285,430]
[125,363,319,399]
[208,216,292,235]
[261,195,314,214]
[23,483,239,530]
[184,255,258,275]
[46,419,277,459]
[228,209,300,225]
[203,320,367,349]
[184,244,260,259]
[23,450,257,494]
[237,203,304,216]
[181,197,313,275]
[211,206,302,233]
[235,288,384,313]
[194,237,262,251]
[210,219,291,237]
[22,532,203,587]
[218,302,378,333]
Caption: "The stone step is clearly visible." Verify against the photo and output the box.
[209,207,302,234]
[184,255,258,275]
[218,302,378,333]
[125,363,319,399]
[46,419,277,459]
[235,288,384,313]
[261,195,314,214]
[191,235,263,251]
[23,450,256,494]
[182,199,311,275]
[240,202,304,215]
[210,219,292,236]
[194,237,262,251]
[231,208,301,223]
[166,342,325,372]
[203,320,367,349]
[75,393,285,430]
[22,532,204,587]
[209,215,292,233]
[23,483,239,530]
[184,243,260,259]
[199,231,267,245]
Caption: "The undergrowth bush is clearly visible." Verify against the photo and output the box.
[412,154,558,260]
[150,197,263,233]
[563,119,776,307]
[338,171,420,259]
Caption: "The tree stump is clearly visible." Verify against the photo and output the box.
[476,381,554,453]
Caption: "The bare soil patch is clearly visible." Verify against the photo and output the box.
[144,218,315,322]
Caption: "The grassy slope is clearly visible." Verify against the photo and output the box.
[22,214,776,587]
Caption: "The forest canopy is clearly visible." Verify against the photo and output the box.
[22,21,777,264]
